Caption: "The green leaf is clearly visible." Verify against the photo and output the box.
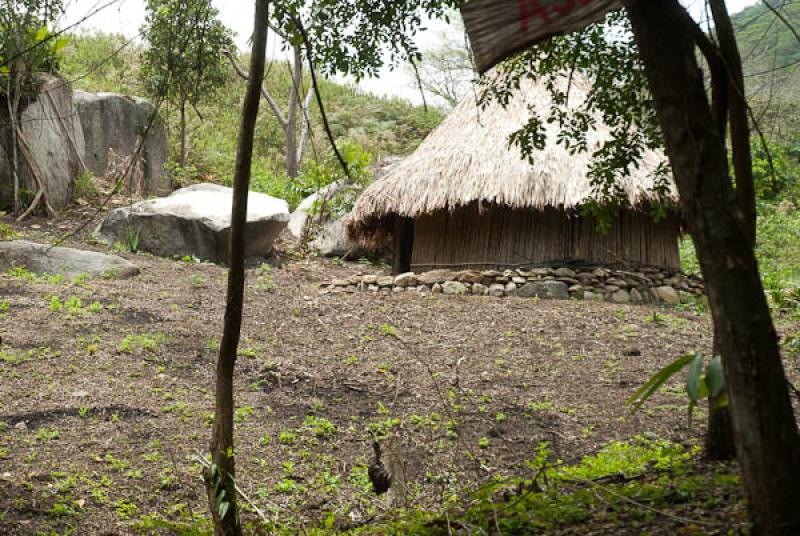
[626,353,695,414]
[685,352,705,404]
[218,500,229,519]
[712,392,729,410]
[705,355,725,399]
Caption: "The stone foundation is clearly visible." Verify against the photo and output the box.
[320,266,704,305]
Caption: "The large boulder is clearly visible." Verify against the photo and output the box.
[0,240,139,279]
[95,184,290,263]
[309,214,368,258]
[287,182,345,239]
[0,76,86,211]
[73,91,168,195]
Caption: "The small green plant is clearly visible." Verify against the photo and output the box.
[125,226,141,253]
[380,323,399,338]
[0,299,9,312]
[0,212,18,240]
[627,352,727,417]
[188,274,204,287]
[74,171,97,199]
[49,295,63,312]
[253,263,276,291]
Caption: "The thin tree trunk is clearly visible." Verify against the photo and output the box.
[285,46,302,178]
[204,1,269,535]
[709,0,756,246]
[627,2,800,533]
[179,99,187,168]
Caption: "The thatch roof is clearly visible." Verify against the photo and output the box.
[346,74,677,247]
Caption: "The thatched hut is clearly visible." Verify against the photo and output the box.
[346,76,680,274]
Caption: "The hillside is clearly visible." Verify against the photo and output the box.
[60,32,443,208]
[733,1,800,140]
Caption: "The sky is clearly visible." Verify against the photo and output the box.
[61,0,762,104]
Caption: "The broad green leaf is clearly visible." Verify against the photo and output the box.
[685,352,705,404]
[706,355,725,399]
[626,353,695,414]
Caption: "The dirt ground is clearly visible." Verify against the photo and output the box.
[1,211,798,535]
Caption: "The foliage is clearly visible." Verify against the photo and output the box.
[0,0,66,90]
[59,31,142,94]
[140,0,233,106]
[406,14,474,108]
[479,10,672,227]
[627,352,727,418]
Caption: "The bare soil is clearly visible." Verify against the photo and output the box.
[1,211,797,535]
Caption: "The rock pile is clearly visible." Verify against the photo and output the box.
[321,266,704,305]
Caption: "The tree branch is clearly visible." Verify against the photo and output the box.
[224,48,288,129]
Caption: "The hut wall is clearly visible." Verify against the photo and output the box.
[409,203,680,272]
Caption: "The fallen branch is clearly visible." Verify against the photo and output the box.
[15,127,55,221]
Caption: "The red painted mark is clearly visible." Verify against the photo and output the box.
[520,0,598,32]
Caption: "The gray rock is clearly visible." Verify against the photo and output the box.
[362,275,378,284]
[331,279,350,287]
[472,283,488,295]
[287,182,344,239]
[416,285,430,294]
[554,267,576,278]
[377,276,394,287]
[442,281,469,295]
[73,90,168,195]
[456,270,484,284]
[655,286,680,305]
[516,282,543,298]
[8,76,86,210]
[630,288,644,303]
[418,269,456,285]
[504,281,517,293]
[541,280,570,300]
[488,283,506,297]
[583,290,603,301]
[516,280,569,300]
[310,214,366,258]
[432,283,443,294]
[611,289,631,304]
[95,184,289,263]
[393,272,417,287]
[0,240,139,279]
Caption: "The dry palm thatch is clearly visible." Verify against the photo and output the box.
[346,74,676,248]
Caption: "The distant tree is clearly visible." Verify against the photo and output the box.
[140,0,233,168]
[407,16,474,108]
[226,40,313,179]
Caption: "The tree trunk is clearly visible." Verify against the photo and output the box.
[179,99,187,168]
[285,46,303,178]
[204,1,269,535]
[708,0,756,245]
[627,1,800,534]
[706,324,736,461]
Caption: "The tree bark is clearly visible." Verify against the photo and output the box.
[627,1,800,533]
[706,324,736,461]
[708,0,756,246]
[204,1,269,535]
[179,99,187,168]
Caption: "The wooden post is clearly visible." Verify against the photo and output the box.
[392,217,414,274]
